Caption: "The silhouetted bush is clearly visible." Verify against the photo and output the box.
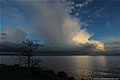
[68,77,75,80]
[58,71,67,78]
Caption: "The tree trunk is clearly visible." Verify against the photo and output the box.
[28,55,30,68]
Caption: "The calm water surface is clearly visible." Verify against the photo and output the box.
[0,56,120,79]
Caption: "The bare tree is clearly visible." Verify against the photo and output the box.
[20,39,42,68]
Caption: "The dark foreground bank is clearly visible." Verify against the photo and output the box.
[0,64,77,80]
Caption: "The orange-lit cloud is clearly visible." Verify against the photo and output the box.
[72,30,104,51]
[63,16,104,51]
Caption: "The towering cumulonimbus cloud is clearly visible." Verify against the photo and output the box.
[25,1,104,51]
[1,0,104,51]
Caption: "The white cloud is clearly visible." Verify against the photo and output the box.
[62,16,104,51]
[0,27,27,43]
[75,0,93,8]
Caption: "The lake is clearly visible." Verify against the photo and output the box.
[0,56,120,79]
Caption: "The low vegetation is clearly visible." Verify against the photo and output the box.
[0,64,76,80]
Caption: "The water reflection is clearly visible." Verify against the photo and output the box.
[0,56,120,79]
[89,56,107,77]
[70,56,107,78]
[71,56,93,79]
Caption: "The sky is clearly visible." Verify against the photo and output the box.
[0,0,120,54]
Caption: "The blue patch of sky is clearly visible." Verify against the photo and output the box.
[26,34,44,44]
[68,0,120,40]
[1,0,43,41]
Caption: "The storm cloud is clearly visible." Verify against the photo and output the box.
[0,0,104,52]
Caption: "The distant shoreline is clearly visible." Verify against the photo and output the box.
[0,52,120,56]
